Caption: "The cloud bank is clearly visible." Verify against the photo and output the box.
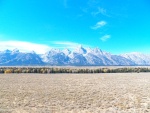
[0,41,51,54]
[0,40,90,54]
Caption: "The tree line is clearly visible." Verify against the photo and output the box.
[0,67,150,74]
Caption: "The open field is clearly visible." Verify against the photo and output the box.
[0,73,150,113]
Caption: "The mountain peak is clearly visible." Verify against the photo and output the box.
[12,48,19,53]
[91,47,103,55]
[3,49,11,53]
[62,48,71,55]
[74,45,87,54]
[50,48,60,52]
[30,51,36,54]
[93,47,102,52]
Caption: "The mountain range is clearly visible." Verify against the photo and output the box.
[0,46,150,66]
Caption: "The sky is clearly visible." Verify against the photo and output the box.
[0,0,150,54]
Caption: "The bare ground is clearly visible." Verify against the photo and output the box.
[0,73,150,113]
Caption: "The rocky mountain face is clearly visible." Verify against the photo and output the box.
[0,47,150,66]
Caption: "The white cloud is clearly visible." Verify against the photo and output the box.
[0,41,51,54]
[100,35,111,41]
[92,7,106,16]
[0,40,91,54]
[91,21,107,30]
[92,7,110,17]
[51,41,90,49]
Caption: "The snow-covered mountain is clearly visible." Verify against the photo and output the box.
[0,49,44,66]
[121,52,150,65]
[41,48,70,65]
[41,46,135,66]
[0,47,150,66]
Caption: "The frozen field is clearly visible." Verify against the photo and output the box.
[0,73,150,113]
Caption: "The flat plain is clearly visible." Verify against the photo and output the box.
[0,73,150,113]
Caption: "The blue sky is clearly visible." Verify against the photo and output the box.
[0,0,150,54]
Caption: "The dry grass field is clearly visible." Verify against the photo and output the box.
[0,73,150,113]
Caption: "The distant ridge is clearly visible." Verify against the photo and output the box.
[0,46,150,66]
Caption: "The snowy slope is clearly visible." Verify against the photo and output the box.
[121,52,150,65]
[0,47,150,66]
[0,49,44,66]
[41,49,70,65]
[41,46,135,66]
